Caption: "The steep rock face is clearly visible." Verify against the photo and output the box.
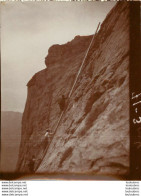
[17,2,130,177]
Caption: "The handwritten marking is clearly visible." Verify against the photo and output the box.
[133,100,141,106]
[132,92,141,99]
[133,117,141,124]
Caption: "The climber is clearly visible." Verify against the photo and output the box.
[43,129,53,150]
[44,129,50,137]
[58,95,67,112]
[45,129,53,137]
[28,155,36,173]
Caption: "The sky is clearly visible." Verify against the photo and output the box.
[1,1,116,113]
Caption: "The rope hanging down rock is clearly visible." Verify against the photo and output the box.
[35,22,101,172]
[68,22,101,98]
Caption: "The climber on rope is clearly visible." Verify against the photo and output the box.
[43,129,53,150]
[45,129,53,138]
[45,129,51,137]
[28,155,36,173]
[58,95,67,112]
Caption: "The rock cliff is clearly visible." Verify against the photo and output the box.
[17,2,130,177]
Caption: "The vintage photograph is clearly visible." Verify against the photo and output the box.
[1,1,140,180]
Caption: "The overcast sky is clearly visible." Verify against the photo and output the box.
[1,1,116,113]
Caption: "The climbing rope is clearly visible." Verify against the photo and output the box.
[35,22,101,172]
[68,22,101,98]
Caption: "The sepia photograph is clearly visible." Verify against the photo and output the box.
[1,1,140,180]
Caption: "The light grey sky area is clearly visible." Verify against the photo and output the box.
[1,1,116,113]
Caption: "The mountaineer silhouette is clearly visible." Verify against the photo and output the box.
[58,95,67,112]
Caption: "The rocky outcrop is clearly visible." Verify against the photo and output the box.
[17,2,130,177]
